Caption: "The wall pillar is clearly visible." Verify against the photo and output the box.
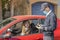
[0,0,2,21]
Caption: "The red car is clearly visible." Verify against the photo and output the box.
[0,15,60,40]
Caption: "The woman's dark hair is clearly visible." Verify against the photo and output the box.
[22,20,30,26]
[30,23,35,28]
[30,23,38,33]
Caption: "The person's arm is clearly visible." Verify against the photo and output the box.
[21,26,25,35]
[26,30,30,35]
[42,15,57,31]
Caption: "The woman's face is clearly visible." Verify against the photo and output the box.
[24,22,30,28]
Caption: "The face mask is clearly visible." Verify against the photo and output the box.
[43,11,48,14]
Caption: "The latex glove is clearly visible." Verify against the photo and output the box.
[36,24,43,30]
[40,24,47,31]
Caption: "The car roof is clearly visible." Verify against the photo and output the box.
[12,15,45,20]
[0,15,45,35]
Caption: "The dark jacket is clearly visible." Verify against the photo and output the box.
[42,11,57,36]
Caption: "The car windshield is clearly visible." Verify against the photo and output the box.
[0,18,16,29]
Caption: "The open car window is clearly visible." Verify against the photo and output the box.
[0,18,16,29]
[8,19,45,36]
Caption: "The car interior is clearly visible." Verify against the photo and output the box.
[0,19,45,38]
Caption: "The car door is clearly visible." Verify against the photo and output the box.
[4,19,44,40]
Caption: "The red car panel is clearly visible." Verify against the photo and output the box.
[0,15,60,40]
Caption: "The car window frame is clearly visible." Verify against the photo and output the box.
[0,18,16,29]
[5,19,45,37]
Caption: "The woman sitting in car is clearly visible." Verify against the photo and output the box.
[20,20,31,35]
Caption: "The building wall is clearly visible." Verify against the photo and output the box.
[28,0,60,19]
[10,0,30,16]
[9,0,60,19]
[1,0,60,19]
[57,0,60,19]
[10,0,60,19]
[57,6,60,19]
[0,0,2,21]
